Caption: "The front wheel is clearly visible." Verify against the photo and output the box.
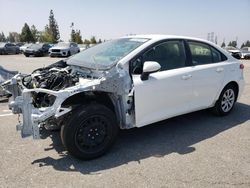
[212,85,237,116]
[61,104,119,160]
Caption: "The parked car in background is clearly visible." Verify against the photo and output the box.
[78,44,88,51]
[0,43,20,55]
[49,42,80,57]
[20,43,32,53]
[14,42,24,47]
[24,43,51,57]
[240,47,250,59]
[3,35,245,159]
[224,46,241,59]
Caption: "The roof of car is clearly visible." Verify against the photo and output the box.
[122,34,210,43]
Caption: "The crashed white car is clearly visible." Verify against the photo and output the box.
[4,35,245,159]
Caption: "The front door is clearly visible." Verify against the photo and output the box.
[132,40,194,127]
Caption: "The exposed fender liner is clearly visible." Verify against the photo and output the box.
[108,94,125,129]
[60,91,126,129]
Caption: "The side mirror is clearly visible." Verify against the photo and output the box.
[140,61,161,81]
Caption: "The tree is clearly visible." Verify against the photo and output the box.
[74,30,83,44]
[246,40,250,47]
[39,25,53,43]
[241,40,250,48]
[90,36,97,44]
[20,23,35,42]
[71,30,83,44]
[221,41,225,48]
[48,10,60,43]
[70,29,76,42]
[228,41,237,47]
[83,39,90,45]
[231,41,237,47]
[30,25,39,42]
[0,32,6,42]
[7,32,20,42]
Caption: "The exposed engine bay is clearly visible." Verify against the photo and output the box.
[22,61,78,108]
[3,60,134,139]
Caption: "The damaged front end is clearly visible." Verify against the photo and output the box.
[5,60,134,139]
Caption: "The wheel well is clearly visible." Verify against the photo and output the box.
[224,81,239,100]
[61,92,115,113]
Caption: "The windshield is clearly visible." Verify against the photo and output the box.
[67,38,149,70]
[28,44,43,49]
[56,42,70,47]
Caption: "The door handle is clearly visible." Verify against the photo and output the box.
[181,74,192,80]
[216,67,224,73]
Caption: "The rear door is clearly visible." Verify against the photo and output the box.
[186,41,227,110]
[132,40,194,127]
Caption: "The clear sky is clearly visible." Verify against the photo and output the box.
[0,0,249,46]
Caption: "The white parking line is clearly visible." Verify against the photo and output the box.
[0,113,13,117]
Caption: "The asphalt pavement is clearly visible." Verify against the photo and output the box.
[0,55,249,188]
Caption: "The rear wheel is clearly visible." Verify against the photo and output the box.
[61,104,119,160]
[212,85,237,116]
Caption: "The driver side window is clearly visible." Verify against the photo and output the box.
[131,40,186,74]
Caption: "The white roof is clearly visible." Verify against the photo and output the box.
[123,34,210,43]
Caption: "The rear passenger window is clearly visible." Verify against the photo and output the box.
[188,41,227,65]
[188,42,213,65]
[211,47,222,62]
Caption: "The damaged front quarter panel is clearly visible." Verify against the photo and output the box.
[9,65,134,139]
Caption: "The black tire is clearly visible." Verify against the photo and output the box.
[61,104,119,160]
[212,84,237,116]
[24,54,29,57]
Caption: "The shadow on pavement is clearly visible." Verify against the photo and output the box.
[32,102,250,174]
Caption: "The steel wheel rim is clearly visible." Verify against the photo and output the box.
[75,115,110,153]
[221,89,235,112]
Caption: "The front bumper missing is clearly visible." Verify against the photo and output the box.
[9,88,72,139]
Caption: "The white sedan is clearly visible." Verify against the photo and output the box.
[6,35,245,159]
